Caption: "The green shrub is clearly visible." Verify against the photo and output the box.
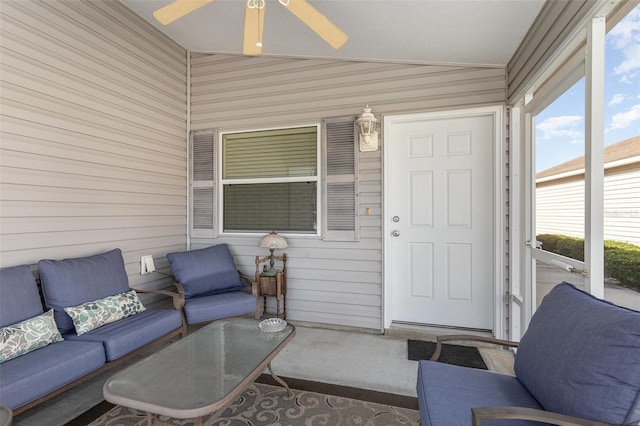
[604,241,640,292]
[535,234,640,292]
[536,234,584,261]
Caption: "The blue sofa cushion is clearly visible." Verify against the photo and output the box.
[184,290,255,324]
[417,360,544,426]
[167,244,242,299]
[0,340,105,410]
[514,282,640,425]
[0,265,43,327]
[39,249,130,333]
[64,310,182,361]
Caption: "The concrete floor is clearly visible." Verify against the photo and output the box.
[537,263,640,311]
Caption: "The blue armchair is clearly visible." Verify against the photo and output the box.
[167,244,256,324]
[416,282,640,425]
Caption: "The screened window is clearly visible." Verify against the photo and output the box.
[221,126,319,233]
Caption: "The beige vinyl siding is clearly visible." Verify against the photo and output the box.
[536,176,585,240]
[190,54,506,330]
[604,164,640,246]
[507,0,594,103]
[536,163,640,247]
[0,1,188,293]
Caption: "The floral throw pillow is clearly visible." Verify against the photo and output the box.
[64,290,146,336]
[116,290,146,318]
[0,309,64,363]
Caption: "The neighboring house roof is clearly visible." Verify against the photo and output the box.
[536,136,640,180]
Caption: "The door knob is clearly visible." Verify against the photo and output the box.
[392,229,400,237]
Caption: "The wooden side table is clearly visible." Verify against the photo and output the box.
[253,253,287,320]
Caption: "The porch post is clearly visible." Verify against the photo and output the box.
[584,16,605,298]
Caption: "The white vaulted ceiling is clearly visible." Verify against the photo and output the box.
[120,0,546,67]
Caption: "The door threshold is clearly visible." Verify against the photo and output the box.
[387,321,493,340]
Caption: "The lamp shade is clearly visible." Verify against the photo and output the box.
[260,232,288,250]
[356,106,378,135]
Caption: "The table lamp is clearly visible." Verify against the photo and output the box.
[260,232,288,276]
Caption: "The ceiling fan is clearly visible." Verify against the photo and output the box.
[153,0,348,55]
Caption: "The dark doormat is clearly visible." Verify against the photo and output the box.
[408,340,488,370]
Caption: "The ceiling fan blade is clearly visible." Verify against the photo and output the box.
[281,0,348,50]
[153,0,216,25]
[243,2,266,55]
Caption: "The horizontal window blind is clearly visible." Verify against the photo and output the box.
[223,127,317,179]
[224,182,317,233]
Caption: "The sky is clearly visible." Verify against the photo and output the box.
[535,5,640,173]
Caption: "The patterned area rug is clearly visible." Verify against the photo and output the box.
[86,382,420,425]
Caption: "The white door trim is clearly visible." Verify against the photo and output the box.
[382,105,505,338]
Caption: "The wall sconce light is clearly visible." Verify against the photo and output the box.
[356,105,379,152]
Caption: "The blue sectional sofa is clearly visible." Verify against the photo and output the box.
[417,282,640,425]
[0,249,185,414]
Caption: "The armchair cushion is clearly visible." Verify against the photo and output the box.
[417,360,542,426]
[39,249,130,333]
[167,244,242,299]
[514,282,640,425]
[183,290,255,324]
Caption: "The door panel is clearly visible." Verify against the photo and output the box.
[386,111,495,330]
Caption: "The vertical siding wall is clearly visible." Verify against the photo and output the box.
[536,164,640,247]
[190,54,506,330]
[0,1,188,292]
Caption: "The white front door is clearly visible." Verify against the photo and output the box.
[384,108,498,331]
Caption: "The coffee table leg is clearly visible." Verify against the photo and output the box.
[267,362,292,397]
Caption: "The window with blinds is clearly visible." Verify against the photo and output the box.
[221,126,319,233]
[190,119,358,239]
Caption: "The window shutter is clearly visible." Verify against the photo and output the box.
[322,116,359,241]
[190,129,217,237]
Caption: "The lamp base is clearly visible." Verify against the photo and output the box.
[262,248,277,276]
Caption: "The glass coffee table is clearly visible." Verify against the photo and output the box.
[0,405,12,426]
[103,318,295,425]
